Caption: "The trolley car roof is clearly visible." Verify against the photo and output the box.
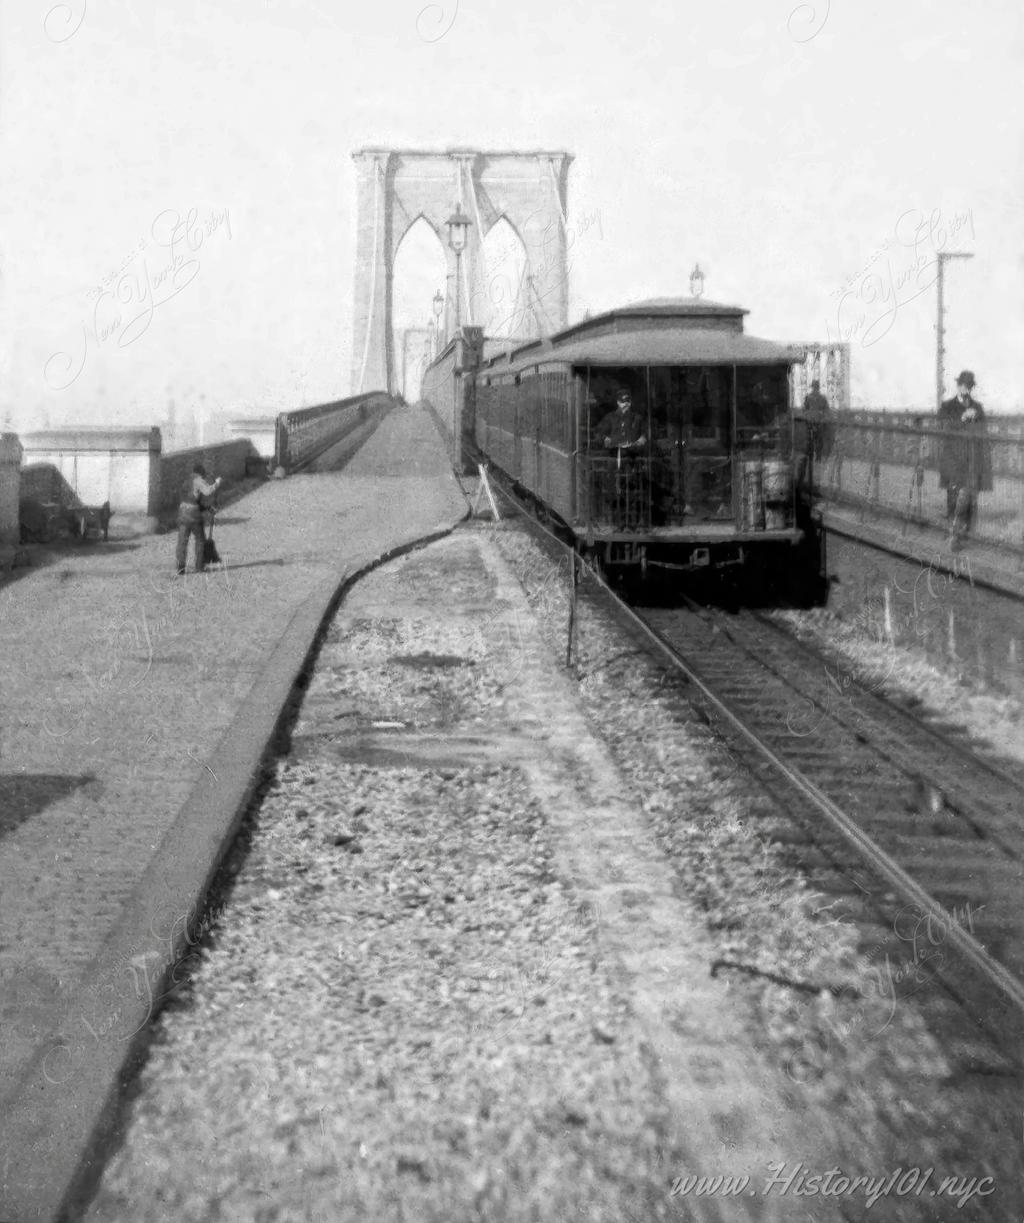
[529,328,794,368]
[480,297,797,375]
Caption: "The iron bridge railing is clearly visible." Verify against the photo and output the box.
[275,392,392,472]
[799,413,1024,551]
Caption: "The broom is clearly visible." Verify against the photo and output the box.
[202,507,222,567]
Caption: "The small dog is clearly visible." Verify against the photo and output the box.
[71,501,113,541]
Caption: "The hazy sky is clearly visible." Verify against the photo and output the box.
[1,0,1021,432]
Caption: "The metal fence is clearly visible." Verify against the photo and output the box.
[801,412,1024,551]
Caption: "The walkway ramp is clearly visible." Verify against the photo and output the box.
[0,405,468,1223]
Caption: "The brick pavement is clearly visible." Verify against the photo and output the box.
[0,404,469,1222]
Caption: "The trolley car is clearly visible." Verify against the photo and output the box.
[470,297,824,596]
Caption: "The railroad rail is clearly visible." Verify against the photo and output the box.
[478,469,1024,1074]
[632,602,1024,1065]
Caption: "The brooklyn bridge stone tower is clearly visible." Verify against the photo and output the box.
[350,148,572,395]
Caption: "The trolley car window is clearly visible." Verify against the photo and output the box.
[735,366,790,452]
[539,370,570,451]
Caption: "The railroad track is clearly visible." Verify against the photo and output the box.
[629,600,1024,1071]
[473,472,1024,1078]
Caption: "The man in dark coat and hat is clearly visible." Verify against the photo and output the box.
[937,370,992,545]
[593,387,648,527]
[802,379,833,462]
[595,388,647,452]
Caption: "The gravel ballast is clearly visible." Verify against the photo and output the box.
[84,534,684,1223]
[81,523,1021,1222]
[488,517,1022,1222]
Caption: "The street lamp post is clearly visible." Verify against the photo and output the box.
[446,207,472,336]
[935,251,973,410]
[432,289,444,355]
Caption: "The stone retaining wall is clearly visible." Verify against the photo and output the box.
[20,426,161,515]
[0,434,22,545]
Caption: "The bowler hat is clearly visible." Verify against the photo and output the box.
[956,370,975,389]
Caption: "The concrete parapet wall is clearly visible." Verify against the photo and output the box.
[0,433,23,545]
[421,341,459,458]
[420,330,482,472]
[225,418,278,461]
[20,426,161,515]
[158,440,256,514]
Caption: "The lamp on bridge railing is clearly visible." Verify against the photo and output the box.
[446,207,472,335]
[689,263,705,299]
[432,289,444,355]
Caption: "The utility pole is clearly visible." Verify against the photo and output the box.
[935,252,973,410]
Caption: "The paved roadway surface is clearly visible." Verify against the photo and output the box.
[0,404,469,1223]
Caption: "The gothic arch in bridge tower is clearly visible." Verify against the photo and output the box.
[479,216,529,339]
[350,148,573,395]
[390,216,447,400]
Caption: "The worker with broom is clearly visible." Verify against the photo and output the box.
[175,463,222,575]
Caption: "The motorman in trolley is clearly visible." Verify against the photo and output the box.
[591,386,649,528]
[596,387,647,452]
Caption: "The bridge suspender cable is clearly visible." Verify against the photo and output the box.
[356,157,383,395]
[511,259,530,336]
[462,243,474,327]
[547,157,567,235]
[527,273,552,335]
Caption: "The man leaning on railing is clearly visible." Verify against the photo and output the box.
[938,370,993,549]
